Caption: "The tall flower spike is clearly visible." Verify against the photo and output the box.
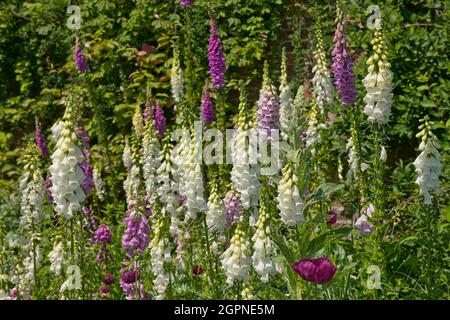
[35,119,48,158]
[290,84,306,136]
[153,103,166,139]
[331,1,357,106]
[171,45,184,104]
[49,96,86,219]
[142,115,161,207]
[279,48,292,140]
[221,223,251,285]
[206,182,225,233]
[208,18,226,88]
[73,39,89,73]
[362,15,393,124]
[252,199,276,283]
[257,61,280,140]
[224,188,242,230]
[312,28,333,113]
[277,162,304,226]
[132,104,144,139]
[231,85,260,212]
[93,166,105,201]
[413,119,442,205]
[201,83,215,125]
[150,217,171,300]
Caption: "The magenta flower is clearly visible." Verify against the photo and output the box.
[257,62,280,140]
[122,216,150,258]
[201,84,215,125]
[292,257,337,284]
[100,285,110,294]
[76,127,91,158]
[95,224,112,245]
[35,121,48,157]
[327,210,337,225]
[208,19,226,88]
[103,274,114,285]
[44,175,54,203]
[74,40,89,73]
[331,14,357,106]
[180,0,194,8]
[119,266,146,300]
[152,104,166,138]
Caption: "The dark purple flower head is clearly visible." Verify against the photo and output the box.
[79,161,94,195]
[121,269,140,284]
[292,257,337,284]
[122,216,150,257]
[300,131,308,140]
[201,84,215,125]
[100,285,110,294]
[103,274,114,285]
[193,265,203,276]
[180,0,194,8]
[208,19,226,88]
[224,190,242,229]
[35,121,48,157]
[74,40,89,73]
[327,210,337,225]
[331,11,357,106]
[179,193,186,205]
[94,224,112,245]
[152,104,166,138]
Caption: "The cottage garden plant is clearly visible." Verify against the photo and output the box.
[0,0,448,300]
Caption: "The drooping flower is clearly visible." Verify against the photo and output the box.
[327,210,337,225]
[223,188,242,230]
[132,104,144,139]
[277,162,304,226]
[241,285,255,300]
[362,17,393,125]
[48,242,65,276]
[208,19,226,88]
[231,86,260,212]
[35,120,48,157]
[49,96,86,220]
[150,218,171,300]
[221,223,251,285]
[73,39,89,73]
[206,182,225,233]
[119,265,145,300]
[201,83,215,125]
[312,29,333,113]
[355,204,374,235]
[171,45,184,104]
[94,224,112,264]
[251,200,276,283]
[292,257,337,284]
[413,119,442,205]
[93,166,105,201]
[331,2,357,106]
[346,136,359,174]
[176,132,207,221]
[103,274,114,285]
[180,0,194,8]
[279,48,292,140]
[257,61,280,140]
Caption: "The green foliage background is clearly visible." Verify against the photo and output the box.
[0,0,448,299]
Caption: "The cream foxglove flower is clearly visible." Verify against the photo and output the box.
[277,163,304,226]
[49,99,86,220]
[346,137,359,175]
[206,183,225,233]
[49,241,65,276]
[362,25,393,125]
[279,48,292,141]
[413,120,442,205]
[312,29,333,114]
[93,166,105,201]
[221,224,251,285]
[142,117,161,207]
[251,201,276,283]
[171,46,184,105]
[150,218,171,300]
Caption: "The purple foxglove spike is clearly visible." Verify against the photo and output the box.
[35,122,48,157]
[152,104,166,138]
[74,40,89,73]
[208,19,226,88]
[180,0,194,8]
[201,85,215,125]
